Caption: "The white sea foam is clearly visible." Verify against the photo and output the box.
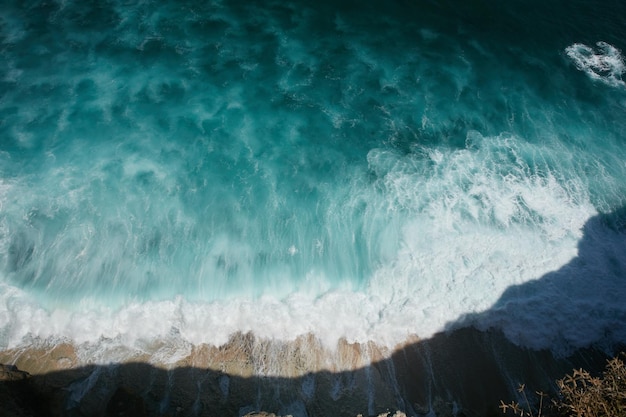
[1,131,613,359]
[565,42,626,88]
[2,0,626,368]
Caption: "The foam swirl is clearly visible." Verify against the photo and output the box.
[565,41,626,87]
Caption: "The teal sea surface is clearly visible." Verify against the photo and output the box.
[1,0,626,353]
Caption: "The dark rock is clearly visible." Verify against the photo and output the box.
[0,364,30,381]
[0,363,41,417]
[106,387,147,417]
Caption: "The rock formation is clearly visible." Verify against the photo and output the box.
[0,328,619,417]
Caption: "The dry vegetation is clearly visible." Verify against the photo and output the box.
[500,353,626,417]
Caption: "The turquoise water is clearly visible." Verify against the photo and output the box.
[1,0,626,352]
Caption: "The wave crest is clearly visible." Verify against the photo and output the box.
[565,42,625,88]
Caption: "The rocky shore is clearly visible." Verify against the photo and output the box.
[1,327,620,417]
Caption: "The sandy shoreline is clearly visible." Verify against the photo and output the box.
[1,326,621,416]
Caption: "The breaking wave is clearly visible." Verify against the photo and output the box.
[565,42,625,87]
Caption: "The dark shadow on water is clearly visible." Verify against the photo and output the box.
[2,208,626,417]
[448,206,626,353]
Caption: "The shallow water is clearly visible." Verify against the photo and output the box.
[1,0,626,357]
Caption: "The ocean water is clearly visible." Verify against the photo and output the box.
[1,0,626,358]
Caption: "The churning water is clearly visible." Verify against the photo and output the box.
[1,0,626,359]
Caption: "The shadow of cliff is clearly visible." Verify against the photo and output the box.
[448,207,626,353]
[3,0,626,415]
[2,208,626,417]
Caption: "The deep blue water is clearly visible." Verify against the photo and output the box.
[1,0,625,352]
